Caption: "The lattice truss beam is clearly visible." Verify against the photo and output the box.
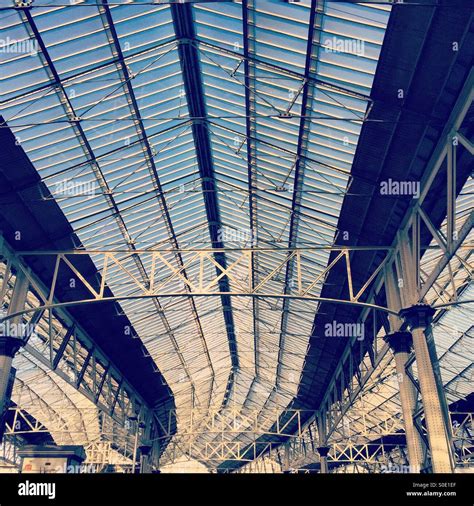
[3,407,135,472]
[155,406,309,466]
[7,246,400,312]
[0,437,20,472]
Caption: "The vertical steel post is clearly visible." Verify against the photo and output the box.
[400,305,454,473]
[317,446,330,474]
[384,332,424,472]
[384,266,425,472]
[446,132,457,253]
[317,412,329,474]
[0,339,21,430]
[138,410,155,474]
[131,416,140,474]
[0,270,29,419]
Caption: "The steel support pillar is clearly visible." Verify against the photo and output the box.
[138,444,152,474]
[384,331,424,472]
[384,265,425,472]
[317,446,330,474]
[282,444,290,473]
[317,412,329,474]
[400,305,454,473]
[138,410,154,473]
[0,337,21,425]
[0,270,29,423]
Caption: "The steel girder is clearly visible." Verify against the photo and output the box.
[275,0,324,396]
[236,410,473,473]
[5,240,472,324]
[242,0,260,379]
[96,0,215,408]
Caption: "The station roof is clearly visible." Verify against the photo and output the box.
[0,0,472,470]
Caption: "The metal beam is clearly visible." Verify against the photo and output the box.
[242,0,260,378]
[4,246,427,320]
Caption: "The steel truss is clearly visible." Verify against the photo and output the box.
[6,242,472,322]
[4,405,133,449]
[236,411,472,473]
[161,438,284,466]
[451,412,474,468]
[330,445,410,475]
[5,407,48,436]
[4,376,145,468]
[3,412,134,473]
[156,407,309,466]
[0,437,20,472]
[3,402,144,470]
[155,407,309,440]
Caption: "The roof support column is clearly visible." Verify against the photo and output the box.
[400,305,454,473]
[0,337,21,437]
[138,409,155,473]
[317,446,330,474]
[0,270,29,427]
[316,412,329,474]
[384,266,424,472]
[384,331,423,473]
